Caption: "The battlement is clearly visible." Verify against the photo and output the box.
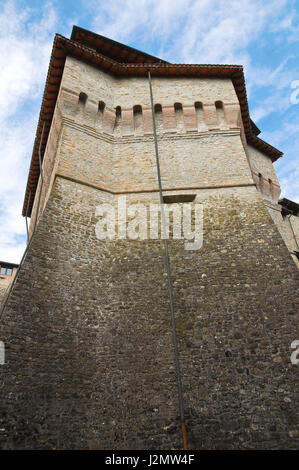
[27,59,250,235]
[59,87,241,137]
[1,27,298,451]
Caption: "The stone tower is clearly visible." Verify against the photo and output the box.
[0,26,298,450]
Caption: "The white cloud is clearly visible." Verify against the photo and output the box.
[0,1,56,120]
[0,0,298,263]
[251,91,290,122]
[279,169,299,203]
[89,0,190,47]
[89,0,288,64]
[89,0,299,204]
[0,0,58,263]
[270,117,299,203]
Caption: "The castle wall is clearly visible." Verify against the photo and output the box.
[62,57,239,108]
[29,104,63,237]
[1,55,298,450]
[247,145,281,202]
[29,57,243,235]
[56,126,253,192]
[0,176,298,449]
[265,202,299,268]
[246,145,298,267]
[52,55,250,195]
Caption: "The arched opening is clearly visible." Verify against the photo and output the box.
[154,103,163,133]
[258,173,264,193]
[133,105,143,133]
[78,92,87,107]
[268,178,274,198]
[116,106,121,117]
[215,100,226,126]
[174,102,184,131]
[194,101,204,129]
[98,101,105,114]
[97,101,106,127]
[114,106,122,134]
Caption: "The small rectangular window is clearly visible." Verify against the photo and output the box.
[0,267,13,276]
[163,194,196,204]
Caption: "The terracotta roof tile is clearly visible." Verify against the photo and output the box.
[22,29,283,216]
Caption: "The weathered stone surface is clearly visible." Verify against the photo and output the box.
[0,177,298,449]
[0,50,298,450]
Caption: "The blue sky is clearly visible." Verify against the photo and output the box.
[0,0,298,263]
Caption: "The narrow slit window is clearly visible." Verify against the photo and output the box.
[114,106,122,132]
[154,103,163,133]
[174,102,184,131]
[194,102,204,129]
[98,101,106,126]
[268,178,274,197]
[258,173,263,187]
[215,101,226,126]
[133,105,143,133]
[98,101,105,114]
[78,92,87,106]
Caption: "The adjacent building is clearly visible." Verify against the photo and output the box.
[0,262,18,305]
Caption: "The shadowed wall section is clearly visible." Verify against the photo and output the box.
[0,177,298,449]
[1,33,298,450]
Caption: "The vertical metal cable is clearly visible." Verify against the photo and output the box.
[287,214,299,251]
[147,70,187,450]
[25,190,31,244]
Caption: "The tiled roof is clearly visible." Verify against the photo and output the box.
[71,25,167,64]
[22,27,283,216]
[279,198,299,216]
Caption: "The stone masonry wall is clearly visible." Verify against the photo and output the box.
[247,145,281,203]
[0,286,7,305]
[266,202,299,269]
[51,56,249,196]
[29,56,242,235]
[0,177,298,449]
[246,145,299,268]
[1,56,298,449]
